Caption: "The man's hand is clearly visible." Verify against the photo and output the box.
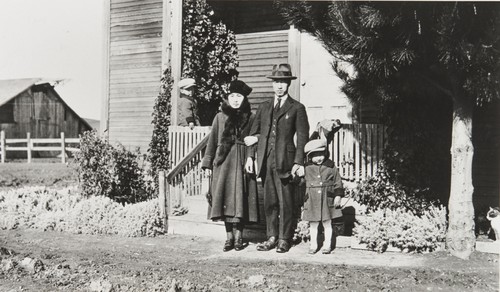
[333,196,342,208]
[244,136,258,146]
[245,157,254,173]
[188,122,195,130]
[291,164,304,177]
[204,168,212,177]
[295,166,305,177]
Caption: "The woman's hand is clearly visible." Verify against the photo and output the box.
[204,168,212,177]
[244,136,258,146]
[245,157,254,173]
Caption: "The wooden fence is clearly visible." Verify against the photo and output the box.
[164,124,386,209]
[331,124,387,182]
[0,131,80,163]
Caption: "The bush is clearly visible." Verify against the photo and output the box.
[147,68,173,194]
[354,205,447,253]
[75,130,148,204]
[352,166,437,216]
[0,187,165,237]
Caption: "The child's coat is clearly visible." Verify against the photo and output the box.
[302,159,344,222]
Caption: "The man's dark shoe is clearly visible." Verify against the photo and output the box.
[276,239,291,253]
[256,236,277,251]
[223,239,234,252]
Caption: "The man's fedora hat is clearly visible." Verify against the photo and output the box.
[266,63,297,80]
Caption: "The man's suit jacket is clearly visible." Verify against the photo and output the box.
[249,96,309,178]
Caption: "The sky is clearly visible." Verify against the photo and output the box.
[0,0,103,120]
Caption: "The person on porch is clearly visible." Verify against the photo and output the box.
[178,78,200,129]
[244,63,309,253]
[201,80,259,252]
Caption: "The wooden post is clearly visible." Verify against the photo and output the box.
[163,0,182,126]
[60,132,66,164]
[158,171,168,233]
[27,132,31,163]
[288,25,301,101]
[1,130,5,163]
[101,0,111,138]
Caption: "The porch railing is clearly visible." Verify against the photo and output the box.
[331,123,387,182]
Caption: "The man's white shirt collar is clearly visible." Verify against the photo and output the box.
[274,94,288,107]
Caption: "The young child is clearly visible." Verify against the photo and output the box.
[300,139,344,254]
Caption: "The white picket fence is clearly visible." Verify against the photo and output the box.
[0,131,80,163]
[331,123,386,182]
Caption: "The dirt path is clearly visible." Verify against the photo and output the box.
[0,229,498,291]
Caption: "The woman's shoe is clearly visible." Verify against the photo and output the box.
[223,239,234,252]
[321,247,332,254]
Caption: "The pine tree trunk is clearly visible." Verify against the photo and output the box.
[446,100,475,259]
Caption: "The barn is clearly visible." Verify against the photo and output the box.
[0,78,92,157]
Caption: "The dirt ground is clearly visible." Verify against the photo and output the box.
[0,162,499,291]
[0,229,498,292]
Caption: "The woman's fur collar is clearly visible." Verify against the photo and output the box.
[213,99,251,166]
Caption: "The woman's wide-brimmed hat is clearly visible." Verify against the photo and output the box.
[266,63,297,80]
[228,80,252,97]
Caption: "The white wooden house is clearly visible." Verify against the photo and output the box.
[101,0,358,152]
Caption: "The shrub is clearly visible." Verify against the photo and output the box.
[0,187,165,237]
[352,166,437,216]
[147,68,173,194]
[75,130,148,204]
[354,205,447,253]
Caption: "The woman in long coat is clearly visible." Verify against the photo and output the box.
[201,80,259,252]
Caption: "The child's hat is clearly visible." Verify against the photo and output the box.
[304,139,327,156]
[179,78,195,89]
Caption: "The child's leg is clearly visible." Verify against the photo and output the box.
[309,221,319,251]
[322,219,333,252]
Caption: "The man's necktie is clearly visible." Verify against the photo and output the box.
[273,97,281,114]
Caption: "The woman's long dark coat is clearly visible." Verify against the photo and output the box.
[201,110,259,223]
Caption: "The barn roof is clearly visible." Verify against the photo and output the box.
[0,78,64,107]
[0,78,92,130]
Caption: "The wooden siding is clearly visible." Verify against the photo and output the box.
[236,30,289,111]
[107,0,163,151]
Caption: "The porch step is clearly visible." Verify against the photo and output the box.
[169,195,267,242]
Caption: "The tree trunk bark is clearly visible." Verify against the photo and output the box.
[446,100,475,259]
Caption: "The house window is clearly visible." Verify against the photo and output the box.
[0,100,15,123]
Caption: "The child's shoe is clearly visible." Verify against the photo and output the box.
[308,245,318,254]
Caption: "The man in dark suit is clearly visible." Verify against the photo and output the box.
[244,63,309,253]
